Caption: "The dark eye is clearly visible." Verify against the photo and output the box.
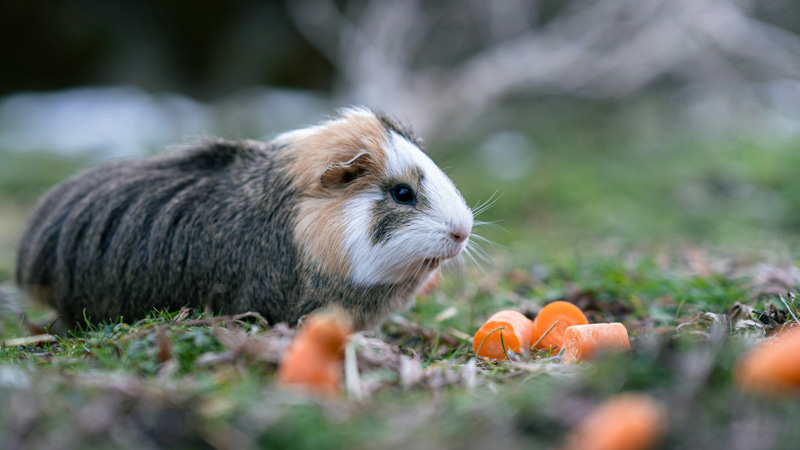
[390,184,416,205]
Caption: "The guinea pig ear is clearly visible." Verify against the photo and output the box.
[320,152,374,188]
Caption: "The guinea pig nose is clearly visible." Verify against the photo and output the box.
[449,227,470,243]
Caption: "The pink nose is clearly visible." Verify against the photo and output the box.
[449,227,470,243]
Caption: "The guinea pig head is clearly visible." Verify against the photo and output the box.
[288,108,473,286]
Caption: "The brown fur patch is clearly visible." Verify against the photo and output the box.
[286,110,390,277]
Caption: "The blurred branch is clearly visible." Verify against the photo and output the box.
[288,0,800,136]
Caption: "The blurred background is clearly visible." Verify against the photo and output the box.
[2,0,800,278]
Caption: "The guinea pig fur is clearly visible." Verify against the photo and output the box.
[15,108,474,330]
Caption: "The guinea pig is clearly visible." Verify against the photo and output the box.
[15,107,473,330]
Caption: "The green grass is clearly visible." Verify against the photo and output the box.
[1,255,798,448]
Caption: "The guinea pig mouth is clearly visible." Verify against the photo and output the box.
[421,247,463,269]
[423,252,458,269]
[423,257,442,268]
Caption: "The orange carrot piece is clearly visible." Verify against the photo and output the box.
[277,314,352,396]
[532,301,589,352]
[735,326,800,394]
[561,323,631,362]
[473,310,535,360]
[561,393,665,450]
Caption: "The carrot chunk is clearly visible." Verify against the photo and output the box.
[735,326,800,394]
[561,393,665,450]
[473,310,535,360]
[532,301,589,352]
[561,323,631,362]
[277,313,352,396]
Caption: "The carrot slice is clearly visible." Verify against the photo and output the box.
[561,393,665,450]
[532,301,589,352]
[735,326,800,394]
[561,323,631,362]
[473,310,535,360]
[277,313,352,396]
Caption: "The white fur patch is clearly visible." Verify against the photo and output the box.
[342,132,474,285]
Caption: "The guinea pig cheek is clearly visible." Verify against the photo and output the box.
[293,197,354,278]
[369,196,416,247]
[338,193,426,285]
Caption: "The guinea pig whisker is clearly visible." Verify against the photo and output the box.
[468,233,497,245]
[467,232,503,266]
[443,252,470,278]
[473,220,505,230]
[468,250,492,268]
[463,240,480,259]
[467,234,493,250]
[370,253,415,312]
[461,246,488,275]
[392,250,427,282]
[373,257,426,311]
[466,242,492,265]
[471,190,504,218]
[471,190,500,212]
[406,259,426,280]
[468,232,498,255]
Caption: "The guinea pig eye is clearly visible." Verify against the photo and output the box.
[390,184,416,205]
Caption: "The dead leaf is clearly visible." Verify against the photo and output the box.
[749,264,800,298]
[387,316,461,348]
[214,324,293,364]
[3,334,58,347]
[434,306,457,322]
